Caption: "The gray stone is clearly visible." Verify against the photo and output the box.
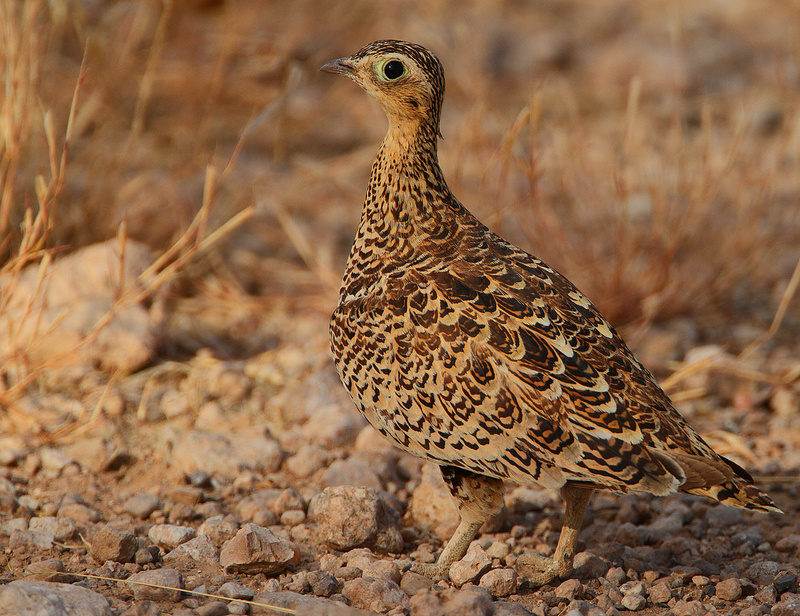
[408,463,460,542]
[122,493,160,519]
[58,502,100,523]
[171,430,283,478]
[26,559,71,583]
[0,239,160,374]
[773,593,800,616]
[361,560,401,584]
[449,543,492,587]
[775,572,798,595]
[219,523,300,574]
[281,509,306,526]
[147,523,196,550]
[479,568,517,597]
[705,506,743,527]
[444,586,495,616]
[572,551,610,580]
[9,529,54,550]
[272,488,307,515]
[301,405,365,448]
[755,585,778,604]
[119,601,161,616]
[0,580,111,616]
[621,594,646,611]
[648,581,673,604]
[620,580,647,596]
[486,541,511,560]
[163,535,220,568]
[308,486,403,554]
[400,571,434,596]
[342,576,409,613]
[1,517,28,535]
[195,602,228,616]
[219,581,255,600]
[747,561,781,586]
[606,566,627,586]
[285,444,329,478]
[672,600,708,616]
[253,591,375,615]
[554,578,582,600]
[565,601,600,616]
[323,458,383,490]
[307,571,340,597]
[198,514,239,546]
[127,568,184,602]
[29,517,77,542]
[716,577,743,601]
[494,602,535,616]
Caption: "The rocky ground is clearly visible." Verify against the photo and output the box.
[2,1,800,615]
[1,295,799,616]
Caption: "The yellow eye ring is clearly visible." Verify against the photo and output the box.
[377,59,407,81]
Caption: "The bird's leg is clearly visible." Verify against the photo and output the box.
[406,465,505,580]
[518,484,593,587]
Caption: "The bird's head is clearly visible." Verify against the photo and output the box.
[320,40,445,137]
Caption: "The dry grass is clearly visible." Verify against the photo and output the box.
[1,0,799,406]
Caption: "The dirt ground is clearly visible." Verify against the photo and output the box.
[1,1,800,615]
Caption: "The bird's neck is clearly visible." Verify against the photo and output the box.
[363,121,451,238]
[338,120,457,300]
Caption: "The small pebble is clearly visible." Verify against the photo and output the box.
[479,568,517,597]
[554,578,582,600]
[606,566,627,586]
[671,599,708,616]
[229,601,249,615]
[335,566,363,581]
[219,581,255,600]
[754,584,777,604]
[280,509,306,526]
[715,577,743,601]
[773,593,800,616]
[621,594,646,611]
[692,575,709,586]
[123,493,161,519]
[648,581,673,604]
[775,572,798,595]
[195,602,228,616]
[449,543,492,587]
[400,571,434,595]
[486,541,511,560]
[307,570,340,597]
[90,526,138,564]
[148,524,196,550]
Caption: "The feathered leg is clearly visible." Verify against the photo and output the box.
[518,484,593,586]
[407,465,505,580]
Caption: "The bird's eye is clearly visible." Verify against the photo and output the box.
[382,60,406,80]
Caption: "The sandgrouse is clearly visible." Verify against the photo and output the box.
[322,40,779,585]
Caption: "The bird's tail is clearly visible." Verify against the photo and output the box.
[686,479,781,512]
[682,453,782,513]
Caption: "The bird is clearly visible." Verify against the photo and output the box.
[321,40,780,586]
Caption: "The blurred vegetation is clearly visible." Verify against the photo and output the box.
[2,0,799,346]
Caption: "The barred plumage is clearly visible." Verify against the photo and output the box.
[322,40,779,585]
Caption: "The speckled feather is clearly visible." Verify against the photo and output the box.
[328,40,778,514]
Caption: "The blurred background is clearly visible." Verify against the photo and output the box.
[1,0,800,434]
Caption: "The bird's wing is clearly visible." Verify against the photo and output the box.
[356,230,739,495]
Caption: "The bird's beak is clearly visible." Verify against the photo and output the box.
[319,57,355,77]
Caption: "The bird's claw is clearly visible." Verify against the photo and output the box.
[516,552,572,587]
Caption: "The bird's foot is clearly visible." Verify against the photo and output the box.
[401,560,450,581]
[516,551,572,587]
